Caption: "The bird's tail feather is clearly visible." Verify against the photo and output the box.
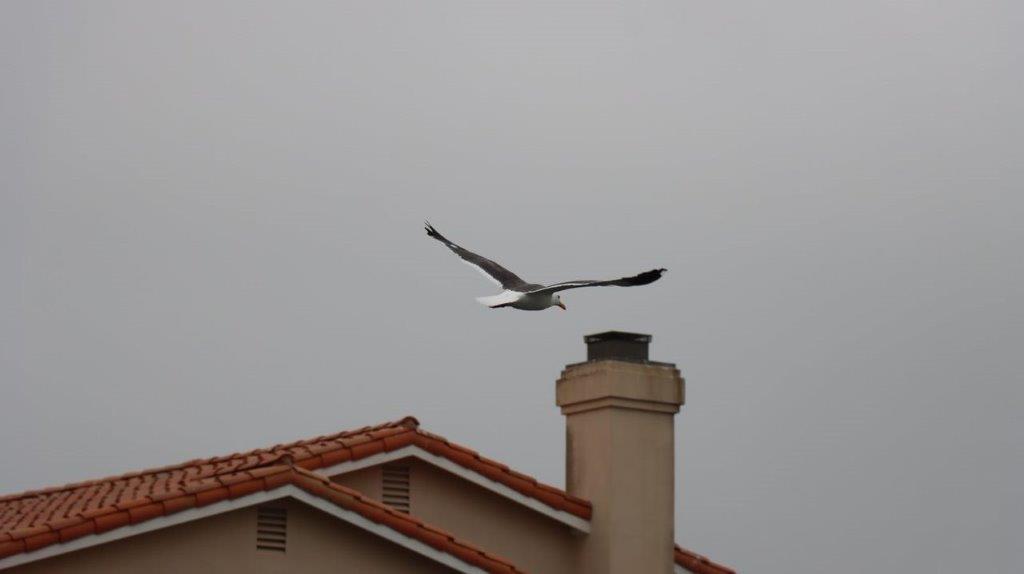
[475,291,521,308]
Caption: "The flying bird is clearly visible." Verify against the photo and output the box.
[425,222,665,311]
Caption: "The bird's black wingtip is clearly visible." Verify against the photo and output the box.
[630,268,667,286]
[424,220,438,236]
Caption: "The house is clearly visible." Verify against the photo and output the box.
[0,331,734,573]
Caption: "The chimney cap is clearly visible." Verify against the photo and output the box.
[584,331,651,362]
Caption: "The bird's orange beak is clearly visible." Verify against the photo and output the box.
[556,301,566,310]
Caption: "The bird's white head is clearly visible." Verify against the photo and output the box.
[553,294,566,310]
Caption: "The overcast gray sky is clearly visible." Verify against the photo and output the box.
[2,1,1022,572]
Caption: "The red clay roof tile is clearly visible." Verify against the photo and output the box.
[45,516,85,531]
[23,531,59,553]
[675,544,736,574]
[8,525,49,541]
[92,511,130,534]
[350,439,386,459]
[57,520,95,543]
[194,486,230,507]
[0,540,26,560]
[127,503,163,525]
[160,495,196,514]
[227,478,264,499]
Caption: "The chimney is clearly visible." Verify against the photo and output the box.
[556,331,684,574]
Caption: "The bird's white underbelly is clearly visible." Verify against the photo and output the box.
[509,292,553,310]
[476,290,553,310]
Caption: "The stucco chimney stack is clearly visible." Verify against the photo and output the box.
[556,331,684,574]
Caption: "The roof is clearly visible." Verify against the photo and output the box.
[0,463,521,572]
[0,417,732,572]
[0,418,531,572]
[0,417,590,525]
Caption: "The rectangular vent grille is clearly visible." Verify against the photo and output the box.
[256,506,287,553]
[382,465,411,513]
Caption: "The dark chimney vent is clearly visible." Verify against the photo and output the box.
[584,331,651,362]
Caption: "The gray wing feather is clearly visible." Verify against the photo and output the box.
[425,222,530,290]
[526,268,666,295]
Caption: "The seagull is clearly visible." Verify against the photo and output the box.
[425,222,666,311]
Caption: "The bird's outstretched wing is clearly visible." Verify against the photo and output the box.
[526,268,667,296]
[425,222,530,290]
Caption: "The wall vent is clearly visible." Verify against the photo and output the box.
[382,464,411,513]
[256,506,287,553]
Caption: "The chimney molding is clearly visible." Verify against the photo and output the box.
[556,360,684,415]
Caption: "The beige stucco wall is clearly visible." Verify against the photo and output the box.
[333,458,581,574]
[566,407,677,574]
[332,464,383,500]
[8,497,454,574]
